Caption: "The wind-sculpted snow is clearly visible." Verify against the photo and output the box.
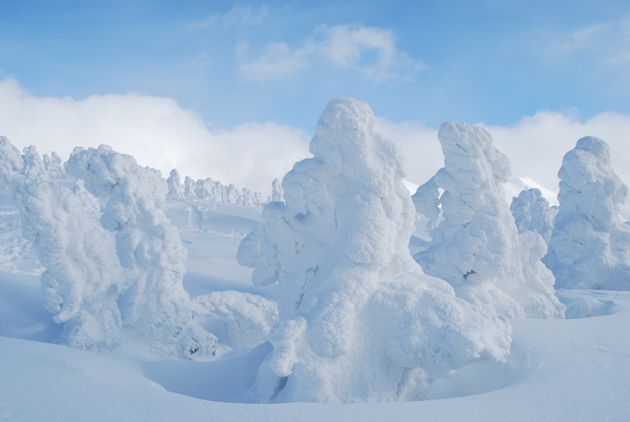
[413,122,564,320]
[510,188,555,242]
[6,140,276,359]
[238,98,510,403]
[545,137,630,290]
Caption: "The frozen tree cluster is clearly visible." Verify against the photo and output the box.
[238,98,510,402]
[413,122,564,320]
[4,95,630,406]
[168,171,264,207]
[4,140,277,358]
[545,137,630,290]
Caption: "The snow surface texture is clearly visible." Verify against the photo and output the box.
[8,140,276,359]
[238,98,510,403]
[413,122,564,320]
[510,188,556,243]
[545,137,630,290]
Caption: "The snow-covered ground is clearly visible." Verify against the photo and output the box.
[0,202,629,421]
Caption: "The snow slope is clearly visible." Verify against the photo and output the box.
[0,201,629,420]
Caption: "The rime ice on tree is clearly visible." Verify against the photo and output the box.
[545,137,630,290]
[413,122,564,319]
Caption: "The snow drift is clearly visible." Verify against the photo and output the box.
[413,122,564,319]
[238,98,510,403]
[545,137,630,290]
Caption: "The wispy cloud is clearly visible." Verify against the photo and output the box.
[187,4,270,30]
[547,17,630,66]
[237,24,425,83]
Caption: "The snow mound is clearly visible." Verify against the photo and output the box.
[238,98,510,403]
[413,122,564,320]
[556,289,617,319]
[545,137,630,290]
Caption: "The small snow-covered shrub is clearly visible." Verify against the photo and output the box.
[413,122,564,319]
[545,137,630,290]
[511,188,555,243]
[167,169,183,198]
[238,98,510,403]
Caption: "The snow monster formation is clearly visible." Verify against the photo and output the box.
[545,137,630,290]
[510,188,556,243]
[237,98,510,403]
[11,141,277,357]
[413,122,564,320]
[15,147,129,350]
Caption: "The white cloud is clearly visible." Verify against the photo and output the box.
[0,78,309,194]
[549,22,611,53]
[238,24,424,82]
[375,117,440,185]
[187,4,270,30]
[487,111,630,192]
[3,78,630,201]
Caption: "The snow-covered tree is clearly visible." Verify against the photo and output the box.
[184,175,195,197]
[43,151,65,178]
[15,146,127,349]
[0,136,24,188]
[64,146,213,357]
[510,188,555,242]
[413,122,564,319]
[167,169,183,197]
[238,98,510,403]
[545,137,630,290]
[271,178,283,202]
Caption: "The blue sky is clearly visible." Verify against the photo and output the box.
[2,0,630,129]
[2,1,630,194]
